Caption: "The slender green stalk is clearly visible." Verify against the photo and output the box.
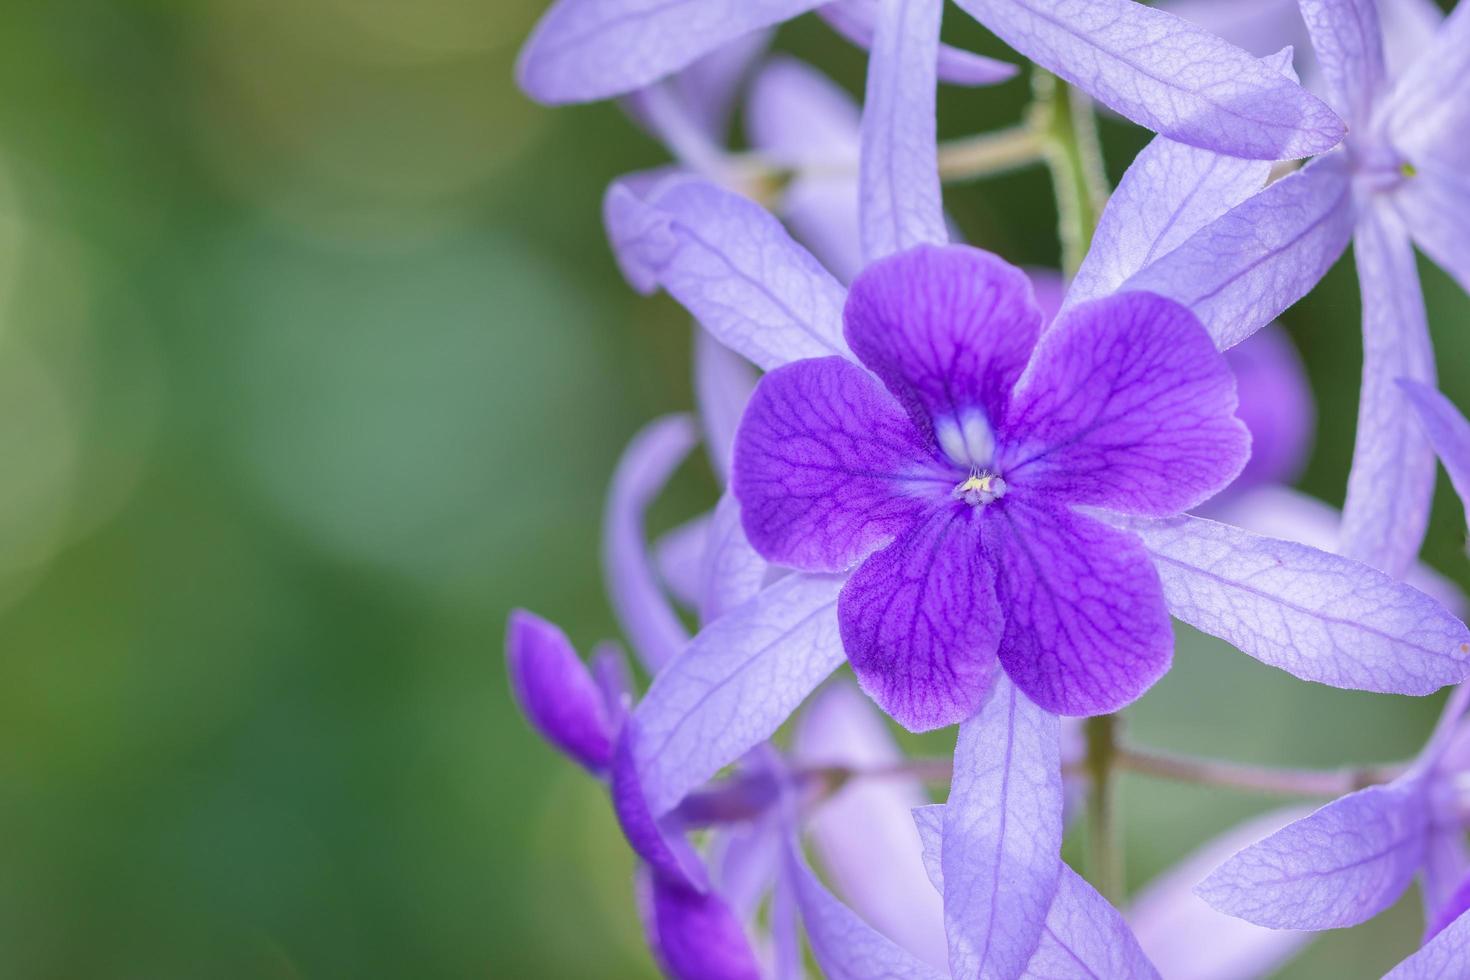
[938,125,1047,183]
[1031,72,1110,277]
[1083,714,1125,905]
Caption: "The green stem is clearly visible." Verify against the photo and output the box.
[1083,714,1125,906]
[938,125,1048,183]
[1032,72,1109,278]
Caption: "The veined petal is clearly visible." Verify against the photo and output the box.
[913,804,945,892]
[859,0,948,262]
[517,0,823,104]
[639,869,763,980]
[782,834,949,980]
[795,683,949,969]
[505,610,617,773]
[985,502,1174,716]
[1196,781,1429,929]
[1022,867,1160,980]
[694,331,758,485]
[1298,0,1384,127]
[1380,0,1470,169]
[699,491,769,625]
[604,175,850,370]
[1129,807,1317,980]
[1065,140,1269,311]
[1384,906,1470,980]
[820,0,1019,86]
[604,415,697,670]
[613,723,711,891]
[733,356,942,573]
[1123,152,1354,351]
[1401,380,1470,543]
[1114,513,1470,695]
[1340,204,1436,577]
[1003,291,1249,517]
[1391,166,1470,302]
[839,507,1004,732]
[632,573,847,814]
[1423,831,1470,932]
[949,0,1343,159]
[844,244,1043,462]
[656,512,710,611]
[942,676,1064,980]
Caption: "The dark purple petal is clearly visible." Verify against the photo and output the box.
[612,721,710,892]
[517,0,823,105]
[985,501,1173,716]
[1196,780,1429,930]
[1224,324,1315,494]
[844,244,1043,464]
[505,610,616,773]
[733,356,944,572]
[1001,291,1249,517]
[640,870,762,980]
[839,507,1004,732]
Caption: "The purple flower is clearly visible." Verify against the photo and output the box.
[732,242,1250,727]
[1403,380,1470,554]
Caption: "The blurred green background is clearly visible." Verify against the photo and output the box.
[0,1,1466,976]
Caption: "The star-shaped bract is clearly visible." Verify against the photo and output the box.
[732,243,1250,729]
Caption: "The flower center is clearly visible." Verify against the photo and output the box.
[952,471,1007,507]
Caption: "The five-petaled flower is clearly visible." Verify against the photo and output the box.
[732,243,1249,729]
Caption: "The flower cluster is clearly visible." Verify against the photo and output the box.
[506,1,1470,977]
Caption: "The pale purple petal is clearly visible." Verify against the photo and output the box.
[1130,807,1316,980]
[592,641,636,726]
[985,502,1174,716]
[1381,0,1444,78]
[708,820,778,920]
[1115,513,1470,694]
[658,513,712,611]
[624,82,729,176]
[604,175,850,370]
[733,356,944,573]
[1297,0,1384,126]
[632,573,847,814]
[1384,906,1470,980]
[1156,0,1307,60]
[613,723,711,891]
[699,491,770,625]
[1340,204,1437,577]
[1022,866,1160,980]
[844,244,1042,461]
[1065,140,1269,310]
[604,415,697,670]
[695,331,758,484]
[505,610,617,773]
[1427,874,1470,943]
[859,0,948,262]
[949,0,1343,159]
[795,683,948,969]
[1002,291,1249,516]
[782,834,949,980]
[1197,781,1429,929]
[1401,380,1470,540]
[517,0,823,104]
[840,508,1004,732]
[913,804,944,892]
[819,0,1020,86]
[1223,323,1315,493]
[942,676,1063,979]
[641,870,763,980]
[1122,152,1355,350]
[769,857,804,980]
[672,30,773,140]
[1423,831,1470,932]
[745,56,864,282]
[1380,1,1470,167]
[1391,166,1470,298]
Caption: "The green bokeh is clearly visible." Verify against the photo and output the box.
[0,2,1464,977]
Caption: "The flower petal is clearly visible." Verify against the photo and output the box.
[949,0,1343,159]
[695,331,758,485]
[1223,324,1315,495]
[840,507,1004,732]
[985,502,1174,716]
[782,833,949,980]
[1390,166,1470,298]
[1122,152,1354,351]
[632,573,847,814]
[1380,0,1470,168]
[505,610,617,773]
[656,512,711,611]
[942,676,1064,980]
[639,869,763,980]
[820,0,1019,86]
[1340,204,1437,577]
[859,0,948,262]
[1023,866,1160,980]
[1298,0,1384,127]
[613,722,712,892]
[1196,781,1429,929]
[604,175,850,370]
[699,491,769,625]
[517,0,822,104]
[1423,830,1470,932]
[1401,380,1470,543]
[795,682,949,969]
[604,415,697,670]
[844,244,1043,463]
[1116,512,1470,694]
[912,804,945,892]
[1384,905,1470,980]
[1129,807,1317,980]
[1003,291,1249,518]
[733,356,942,573]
